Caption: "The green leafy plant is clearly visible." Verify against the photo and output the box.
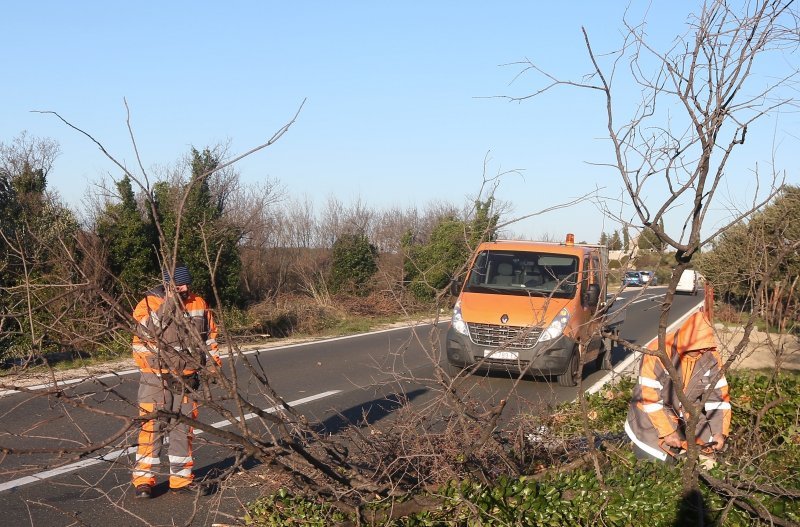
[245,488,348,526]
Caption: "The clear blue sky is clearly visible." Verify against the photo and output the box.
[2,2,797,244]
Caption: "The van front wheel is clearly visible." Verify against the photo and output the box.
[597,335,614,371]
[557,348,579,387]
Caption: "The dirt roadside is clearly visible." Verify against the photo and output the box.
[717,324,800,371]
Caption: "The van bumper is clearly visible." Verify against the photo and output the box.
[445,326,576,376]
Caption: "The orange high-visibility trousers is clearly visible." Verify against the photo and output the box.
[132,373,198,489]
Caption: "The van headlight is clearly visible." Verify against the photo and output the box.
[451,299,470,336]
[537,308,570,343]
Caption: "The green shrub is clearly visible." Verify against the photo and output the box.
[245,488,347,526]
[329,233,378,296]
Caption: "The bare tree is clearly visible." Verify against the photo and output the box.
[0,132,60,181]
[503,0,799,518]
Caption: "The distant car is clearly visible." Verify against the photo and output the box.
[676,269,699,295]
[623,271,644,286]
[639,271,657,286]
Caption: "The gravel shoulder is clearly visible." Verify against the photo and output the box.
[717,324,800,371]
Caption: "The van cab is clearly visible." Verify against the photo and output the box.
[446,234,623,386]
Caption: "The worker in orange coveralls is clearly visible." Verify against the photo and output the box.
[625,310,731,462]
[130,265,222,499]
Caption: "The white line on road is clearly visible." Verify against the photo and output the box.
[0,323,435,398]
[238,322,435,357]
[0,390,341,493]
[628,293,666,305]
[0,370,140,398]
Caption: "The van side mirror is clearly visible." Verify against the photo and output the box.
[584,283,600,307]
[449,279,462,297]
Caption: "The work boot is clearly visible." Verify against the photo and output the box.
[134,484,152,499]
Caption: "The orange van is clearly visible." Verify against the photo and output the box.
[446,234,622,386]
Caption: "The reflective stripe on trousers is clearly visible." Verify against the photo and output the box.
[132,372,198,489]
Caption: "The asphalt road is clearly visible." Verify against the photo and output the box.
[0,287,703,526]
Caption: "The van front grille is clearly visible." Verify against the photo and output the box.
[474,357,532,370]
[468,323,542,349]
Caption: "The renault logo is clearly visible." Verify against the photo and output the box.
[500,314,509,324]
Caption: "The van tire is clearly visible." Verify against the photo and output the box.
[597,337,613,371]
[557,348,579,387]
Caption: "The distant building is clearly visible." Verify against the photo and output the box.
[608,233,640,262]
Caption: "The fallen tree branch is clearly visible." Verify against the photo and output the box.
[701,471,800,527]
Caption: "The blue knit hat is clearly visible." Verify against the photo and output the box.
[163,265,192,286]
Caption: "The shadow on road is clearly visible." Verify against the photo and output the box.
[188,388,430,491]
[316,388,429,435]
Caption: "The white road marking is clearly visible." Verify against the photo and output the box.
[628,293,666,305]
[0,370,139,398]
[0,323,433,398]
[238,323,434,357]
[0,390,341,493]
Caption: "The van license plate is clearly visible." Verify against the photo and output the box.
[484,350,518,360]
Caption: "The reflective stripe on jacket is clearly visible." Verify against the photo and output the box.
[132,286,221,374]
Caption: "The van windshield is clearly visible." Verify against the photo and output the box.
[463,250,579,298]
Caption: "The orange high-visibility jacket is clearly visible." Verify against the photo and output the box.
[625,311,731,461]
[131,286,221,375]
